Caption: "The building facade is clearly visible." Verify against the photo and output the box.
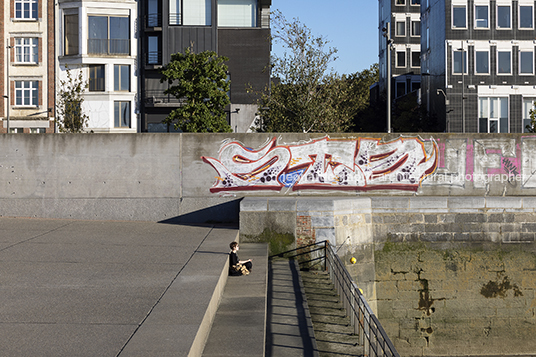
[56,0,138,133]
[1,0,55,133]
[139,0,271,133]
[421,0,536,133]
[378,0,422,100]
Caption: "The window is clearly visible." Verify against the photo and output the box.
[523,98,536,132]
[9,128,23,133]
[475,5,489,28]
[453,50,467,74]
[411,21,421,36]
[520,51,534,75]
[15,81,38,106]
[396,82,406,98]
[88,16,130,55]
[396,19,406,36]
[452,5,467,29]
[169,0,212,26]
[475,50,489,74]
[396,51,406,67]
[30,128,46,133]
[114,65,130,91]
[147,0,161,27]
[497,50,511,74]
[411,51,421,67]
[411,0,420,5]
[15,38,38,64]
[64,14,79,55]
[147,36,161,65]
[89,65,105,91]
[497,5,511,29]
[218,0,257,27]
[15,0,37,20]
[520,5,534,29]
[396,0,405,5]
[114,101,131,128]
[479,97,508,133]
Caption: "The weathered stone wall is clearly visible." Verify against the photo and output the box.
[373,242,536,356]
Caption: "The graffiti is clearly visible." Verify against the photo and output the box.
[202,136,438,193]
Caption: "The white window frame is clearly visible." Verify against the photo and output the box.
[519,3,534,30]
[411,51,421,68]
[523,98,536,132]
[14,80,39,107]
[396,0,406,6]
[519,47,534,75]
[395,81,407,98]
[497,48,512,75]
[452,48,467,74]
[497,4,512,29]
[452,3,467,29]
[479,97,509,133]
[396,19,406,37]
[411,0,420,5]
[114,101,131,128]
[396,50,407,68]
[474,4,489,29]
[475,49,490,75]
[14,38,38,64]
[14,0,37,20]
[411,20,421,37]
[114,64,130,91]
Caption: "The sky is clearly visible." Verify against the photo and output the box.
[270,0,379,75]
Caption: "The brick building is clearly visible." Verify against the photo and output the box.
[1,0,55,133]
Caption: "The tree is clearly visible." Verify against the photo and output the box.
[160,47,232,133]
[526,107,536,133]
[56,66,90,133]
[255,11,353,133]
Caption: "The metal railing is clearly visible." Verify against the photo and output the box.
[271,241,400,357]
[87,39,130,55]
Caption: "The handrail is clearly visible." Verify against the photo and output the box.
[270,240,400,357]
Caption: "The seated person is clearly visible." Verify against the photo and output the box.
[229,241,252,276]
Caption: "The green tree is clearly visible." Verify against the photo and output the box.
[160,47,232,132]
[56,67,90,133]
[526,107,536,133]
[255,11,352,133]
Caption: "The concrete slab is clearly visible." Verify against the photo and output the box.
[0,217,238,357]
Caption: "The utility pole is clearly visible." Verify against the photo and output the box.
[382,23,392,133]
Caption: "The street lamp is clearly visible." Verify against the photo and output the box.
[5,45,13,133]
[382,23,393,133]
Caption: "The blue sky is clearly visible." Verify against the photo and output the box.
[271,0,379,75]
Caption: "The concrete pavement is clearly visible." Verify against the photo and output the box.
[0,217,238,356]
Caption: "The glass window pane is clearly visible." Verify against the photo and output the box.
[412,21,421,36]
[110,17,129,40]
[476,51,489,74]
[498,51,511,74]
[480,98,488,119]
[412,52,421,67]
[65,14,79,55]
[490,98,498,119]
[88,16,108,39]
[397,51,406,67]
[475,6,488,28]
[500,97,508,119]
[218,0,257,27]
[453,51,466,73]
[498,6,511,28]
[114,102,120,127]
[453,6,466,28]
[490,120,498,133]
[520,6,533,28]
[479,118,488,133]
[520,51,533,74]
[169,0,181,25]
[396,21,406,36]
[183,0,211,26]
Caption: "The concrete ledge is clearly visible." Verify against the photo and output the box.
[120,226,239,356]
[202,243,269,357]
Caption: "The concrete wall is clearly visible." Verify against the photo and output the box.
[3,132,536,222]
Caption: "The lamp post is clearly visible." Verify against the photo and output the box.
[382,23,392,133]
[5,45,13,133]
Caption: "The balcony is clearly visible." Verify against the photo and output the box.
[88,39,130,56]
[144,90,186,107]
[146,14,162,29]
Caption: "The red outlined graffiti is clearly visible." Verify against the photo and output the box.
[201,136,438,193]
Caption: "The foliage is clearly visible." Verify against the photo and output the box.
[56,67,90,133]
[391,94,442,133]
[255,11,353,133]
[525,107,536,133]
[160,47,232,133]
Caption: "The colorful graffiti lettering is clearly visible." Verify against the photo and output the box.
[202,136,438,193]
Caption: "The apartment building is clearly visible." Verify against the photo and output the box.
[1,0,55,133]
[56,0,138,133]
[421,0,536,132]
[139,0,271,133]
[378,0,422,100]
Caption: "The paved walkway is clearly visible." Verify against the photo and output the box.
[0,217,237,356]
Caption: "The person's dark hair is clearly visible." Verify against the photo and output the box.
[230,241,238,250]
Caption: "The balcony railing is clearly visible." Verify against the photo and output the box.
[88,39,130,56]
[146,50,162,66]
[146,13,162,28]
[169,12,181,25]
[144,90,186,107]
